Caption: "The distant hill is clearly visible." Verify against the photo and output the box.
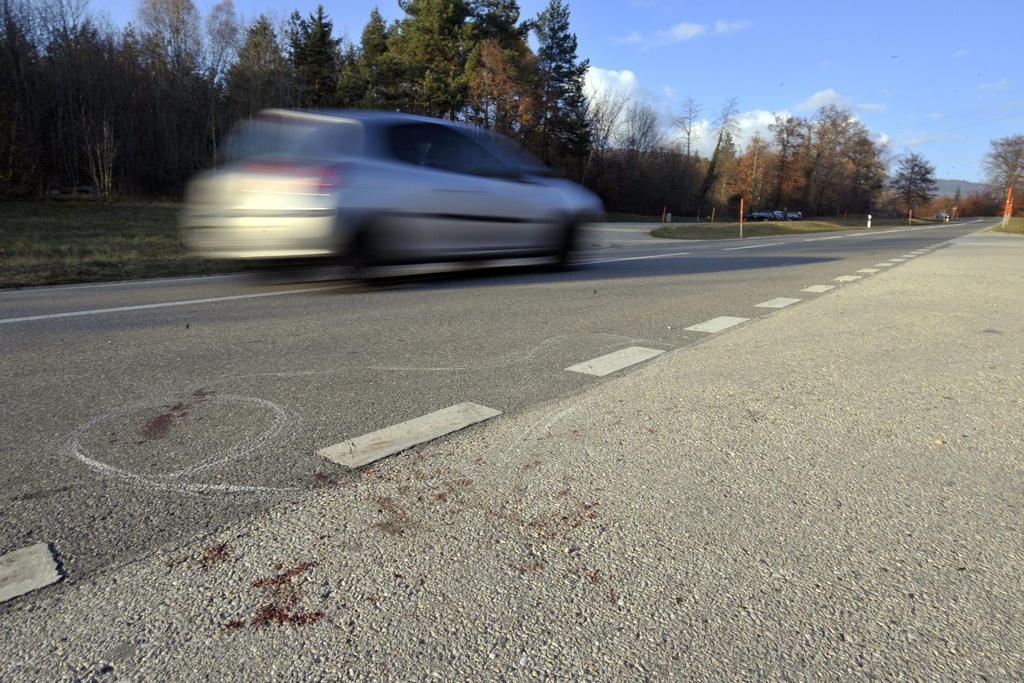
[934,179,992,197]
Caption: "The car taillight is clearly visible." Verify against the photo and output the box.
[241,162,346,195]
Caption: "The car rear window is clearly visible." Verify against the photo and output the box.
[221,115,364,162]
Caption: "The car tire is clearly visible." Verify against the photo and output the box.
[552,221,578,269]
[345,222,380,277]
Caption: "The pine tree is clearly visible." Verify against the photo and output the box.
[890,152,938,214]
[391,0,472,118]
[225,15,290,118]
[340,8,401,109]
[531,0,589,169]
[288,5,341,108]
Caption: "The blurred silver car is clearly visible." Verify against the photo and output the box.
[181,109,604,268]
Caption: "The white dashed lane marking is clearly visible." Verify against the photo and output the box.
[834,275,862,282]
[803,285,836,293]
[318,403,502,469]
[858,268,881,273]
[756,298,802,309]
[686,317,749,333]
[0,543,62,603]
[875,263,895,267]
[566,347,664,377]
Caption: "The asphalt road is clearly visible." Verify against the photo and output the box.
[0,219,991,587]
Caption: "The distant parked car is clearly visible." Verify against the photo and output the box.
[786,211,802,221]
[744,211,774,221]
[181,109,605,269]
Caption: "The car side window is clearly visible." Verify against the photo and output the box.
[387,123,514,179]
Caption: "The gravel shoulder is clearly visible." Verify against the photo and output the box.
[2,231,1022,681]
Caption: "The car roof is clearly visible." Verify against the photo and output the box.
[242,108,549,172]
[255,108,463,129]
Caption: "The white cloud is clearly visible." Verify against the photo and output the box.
[619,19,752,50]
[665,22,706,41]
[977,79,1011,93]
[713,20,753,34]
[585,67,655,104]
[794,89,885,114]
[735,109,778,142]
[900,133,965,147]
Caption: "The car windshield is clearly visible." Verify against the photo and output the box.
[220,114,364,163]
[466,127,554,176]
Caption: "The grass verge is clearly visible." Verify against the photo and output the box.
[651,217,947,240]
[0,199,248,289]
[992,216,1024,235]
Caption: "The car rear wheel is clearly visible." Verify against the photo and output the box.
[552,221,578,269]
[344,222,380,277]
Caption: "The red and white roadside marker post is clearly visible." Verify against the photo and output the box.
[739,198,744,238]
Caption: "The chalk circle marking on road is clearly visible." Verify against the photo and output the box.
[66,393,296,494]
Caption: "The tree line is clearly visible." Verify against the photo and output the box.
[2,0,1019,218]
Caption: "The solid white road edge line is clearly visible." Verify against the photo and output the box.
[0,286,346,325]
[685,316,749,333]
[318,402,502,469]
[582,251,691,265]
[0,543,62,603]
[721,242,785,251]
[565,346,664,377]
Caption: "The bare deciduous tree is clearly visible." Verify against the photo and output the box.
[982,134,1024,208]
[137,0,203,75]
[673,94,701,158]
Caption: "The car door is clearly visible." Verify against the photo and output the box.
[382,123,561,259]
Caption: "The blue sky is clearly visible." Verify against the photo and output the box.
[91,0,1024,183]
